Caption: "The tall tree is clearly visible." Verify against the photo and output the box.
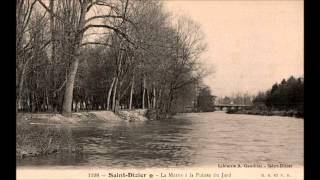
[36,0,133,116]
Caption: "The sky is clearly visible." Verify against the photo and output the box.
[164,0,304,97]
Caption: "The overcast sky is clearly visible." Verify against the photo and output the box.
[164,0,303,97]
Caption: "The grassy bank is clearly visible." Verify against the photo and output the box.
[116,109,148,121]
[226,109,303,118]
[16,122,82,159]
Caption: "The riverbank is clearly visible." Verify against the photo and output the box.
[16,110,148,159]
[17,110,148,124]
[17,111,303,167]
[226,109,303,118]
[16,122,81,159]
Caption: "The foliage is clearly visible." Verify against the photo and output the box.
[216,94,253,106]
[253,76,304,114]
[16,0,210,117]
[197,86,215,112]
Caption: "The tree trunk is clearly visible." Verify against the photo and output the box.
[61,0,88,116]
[17,71,25,113]
[142,76,146,109]
[129,75,135,110]
[166,88,174,114]
[117,79,123,107]
[157,88,162,110]
[147,89,151,109]
[75,100,78,112]
[152,82,156,109]
[61,58,79,116]
[112,48,123,111]
[49,0,56,113]
[45,88,49,111]
[16,58,31,113]
[107,77,116,110]
[112,77,118,111]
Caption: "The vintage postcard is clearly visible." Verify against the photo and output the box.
[16,0,303,179]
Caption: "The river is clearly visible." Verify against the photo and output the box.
[16,111,303,167]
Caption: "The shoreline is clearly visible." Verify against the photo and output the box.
[17,109,149,124]
[16,110,149,159]
[226,109,303,118]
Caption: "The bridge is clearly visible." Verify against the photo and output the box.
[214,104,253,111]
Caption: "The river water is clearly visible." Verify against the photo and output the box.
[17,111,303,167]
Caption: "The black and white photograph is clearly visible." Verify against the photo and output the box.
[16,0,303,179]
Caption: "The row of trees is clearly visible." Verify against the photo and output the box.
[16,0,208,117]
[253,76,304,112]
[169,84,216,113]
[216,93,254,105]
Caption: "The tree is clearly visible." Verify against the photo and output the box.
[254,76,304,113]
[36,0,133,116]
[197,86,215,112]
[16,0,44,112]
[16,0,210,119]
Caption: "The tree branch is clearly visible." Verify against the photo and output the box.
[36,0,66,24]
[81,41,126,50]
[85,15,124,24]
[82,24,135,45]
[21,0,37,34]
[87,0,120,13]
[53,79,66,94]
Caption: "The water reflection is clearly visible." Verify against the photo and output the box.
[17,112,303,167]
[75,119,195,167]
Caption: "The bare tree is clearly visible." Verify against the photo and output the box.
[36,0,133,116]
